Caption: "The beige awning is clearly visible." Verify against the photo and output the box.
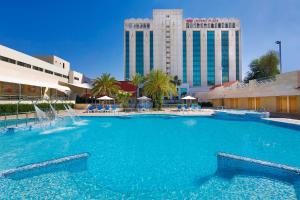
[61,82,92,89]
[0,74,71,94]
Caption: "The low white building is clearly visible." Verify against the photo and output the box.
[0,44,91,103]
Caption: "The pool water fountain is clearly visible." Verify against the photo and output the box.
[49,104,59,120]
[63,104,85,126]
[67,105,80,120]
[34,104,50,126]
[63,104,77,124]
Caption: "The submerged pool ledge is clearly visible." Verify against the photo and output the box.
[0,152,89,180]
[217,152,300,182]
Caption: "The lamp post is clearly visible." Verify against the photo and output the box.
[275,41,282,73]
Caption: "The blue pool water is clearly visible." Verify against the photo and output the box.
[0,115,300,199]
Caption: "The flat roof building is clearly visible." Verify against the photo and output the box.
[0,44,91,102]
[124,9,241,94]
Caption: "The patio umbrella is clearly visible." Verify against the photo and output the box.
[181,96,196,106]
[97,96,114,106]
[97,96,114,100]
[137,96,151,101]
[137,96,151,109]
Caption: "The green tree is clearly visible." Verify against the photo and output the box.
[244,51,280,82]
[143,70,177,110]
[91,73,120,97]
[116,90,132,108]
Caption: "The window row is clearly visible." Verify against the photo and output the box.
[128,23,150,29]
[0,55,69,79]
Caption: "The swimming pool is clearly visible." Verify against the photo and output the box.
[0,115,300,199]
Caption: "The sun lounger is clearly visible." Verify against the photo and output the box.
[104,105,110,112]
[87,105,95,113]
[112,105,118,113]
[177,104,182,111]
[97,105,104,112]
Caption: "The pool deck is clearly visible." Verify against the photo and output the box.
[1,109,300,127]
[263,118,300,126]
[73,109,300,126]
[74,108,215,117]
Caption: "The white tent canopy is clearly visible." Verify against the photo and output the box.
[137,96,151,101]
[97,96,114,100]
[181,96,196,100]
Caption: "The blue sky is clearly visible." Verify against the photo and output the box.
[0,0,299,80]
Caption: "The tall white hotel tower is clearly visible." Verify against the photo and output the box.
[124,9,241,94]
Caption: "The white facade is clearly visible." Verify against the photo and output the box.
[0,44,91,99]
[124,9,242,93]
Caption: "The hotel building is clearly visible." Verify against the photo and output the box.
[124,9,241,94]
[0,45,91,103]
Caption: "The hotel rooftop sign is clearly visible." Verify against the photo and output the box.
[185,18,219,23]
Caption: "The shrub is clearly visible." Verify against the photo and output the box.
[0,103,74,115]
[198,102,213,107]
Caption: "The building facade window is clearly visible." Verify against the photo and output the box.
[32,66,43,72]
[54,72,62,77]
[17,61,31,69]
[182,31,187,83]
[0,56,16,64]
[150,31,154,71]
[45,69,53,75]
[221,31,229,83]
[125,31,130,80]
[207,31,215,85]
[135,31,144,75]
[193,31,201,86]
[236,31,240,81]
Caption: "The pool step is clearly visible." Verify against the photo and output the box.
[0,152,89,180]
[217,152,300,182]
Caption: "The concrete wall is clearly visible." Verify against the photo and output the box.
[213,96,300,114]
[206,71,300,114]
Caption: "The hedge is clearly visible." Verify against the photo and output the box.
[0,103,74,115]
[198,102,213,107]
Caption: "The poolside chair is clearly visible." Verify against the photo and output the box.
[87,105,95,113]
[177,104,182,111]
[138,104,143,112]
[97,105,104,112]
[184,104,189,111]
[104,105,111,112]
[112,105,117,113]
[197,105,202,111]
[191,104,196,111]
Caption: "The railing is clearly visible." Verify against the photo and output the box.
[0,111,38,130]
[0,95,69,102]
[255,76,277,86]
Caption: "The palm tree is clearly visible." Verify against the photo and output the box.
[91,73,120,97]
[143,70,177,110]
[170,75,182,98]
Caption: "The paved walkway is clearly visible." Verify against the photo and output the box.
[75,108,215,117]
[263,118,300,126]
[1,109,300,127]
